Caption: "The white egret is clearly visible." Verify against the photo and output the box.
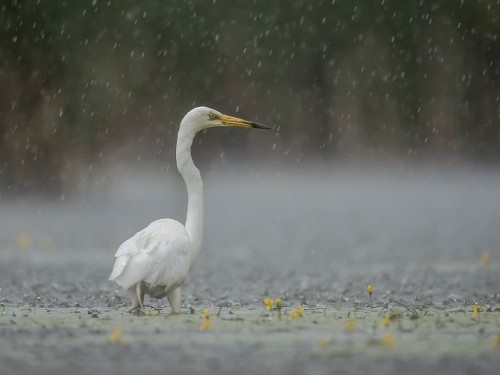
[109,106,270,313]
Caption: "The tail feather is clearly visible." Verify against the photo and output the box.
[109,250,151,290]
[109,255,129,281]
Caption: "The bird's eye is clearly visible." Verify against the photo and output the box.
[209,113,217,120]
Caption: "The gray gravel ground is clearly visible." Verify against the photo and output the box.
[0,164,499,374]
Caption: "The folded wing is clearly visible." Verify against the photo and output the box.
[109,219,191,291]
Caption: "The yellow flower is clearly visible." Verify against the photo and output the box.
[490,333,500,348]
[289,305,304,319]
[264,297,273,311]
[381,316,390,328]
[472,304,481,318]
[481,251,491,266]
[274,297,282,309]
[201,308,210,319]
[40,235,54,250]
[319,338,330,349]
[381,334,394,348]
[200,320,213,330]
[16,232,31,250]
[367,284,373,296]
[344,318,356,332]
[109,328,122,344]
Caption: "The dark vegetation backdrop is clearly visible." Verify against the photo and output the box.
[1,0,499,195]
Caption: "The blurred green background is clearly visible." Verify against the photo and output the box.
[1,0,499,195]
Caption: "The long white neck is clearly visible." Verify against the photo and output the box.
[176,125,203,266]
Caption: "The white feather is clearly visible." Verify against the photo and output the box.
[109,219,191,291]
[108,107,267,313]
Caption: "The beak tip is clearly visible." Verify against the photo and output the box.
[250,122,271,130]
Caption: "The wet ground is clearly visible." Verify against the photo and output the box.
[0,164,499,374]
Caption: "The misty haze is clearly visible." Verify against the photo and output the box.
[0,1,499,375]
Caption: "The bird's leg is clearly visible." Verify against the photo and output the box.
[137,282,145,308]
[167,287,181,314]
[131,282,145,311]
[131,298,141,312]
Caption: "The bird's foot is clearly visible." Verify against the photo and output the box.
[128,305,161,316]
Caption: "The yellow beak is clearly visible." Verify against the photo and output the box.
[219,114,270,129]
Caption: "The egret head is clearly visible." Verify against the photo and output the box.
[181,106,270,133]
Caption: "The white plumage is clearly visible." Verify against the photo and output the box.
[109,106,269,313]
[110,220,191,294]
